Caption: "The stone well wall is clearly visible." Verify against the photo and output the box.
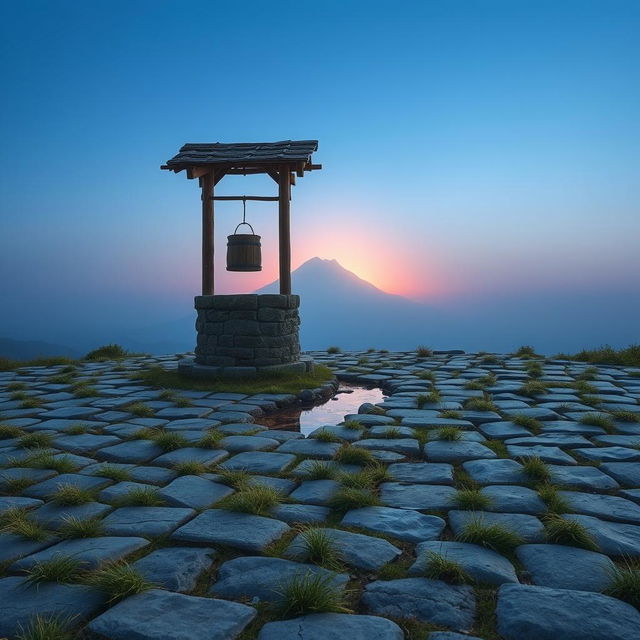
[194,294,300,368]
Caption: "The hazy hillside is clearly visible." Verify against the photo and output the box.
[0,337,81,360]
[257,257,443,350]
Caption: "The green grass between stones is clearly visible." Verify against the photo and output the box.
[333,444,376,466]
[51,484,95,506]
[16,615,76,640]
[132,364,334,395]
[555,344,640,367]
[457,519,524,554]
[218,485,283,515]
[544,516,598,551]
[537,483,570,514]
[114,487,165,507]
[0,507,50,541]
[92,464,132,482]
[328,487,380,511]
[87,562,155,602]
[423,551,471,584]
[25,555,83,585]
[305,461,338,480]
[58,516,105,538]
[0,424,24,439]
[294,528,344,570]
[511,414,543,434]
[434,426,461,441]
[453,488,491,510]
[604,558,640,608]
[520,456,551,483]
[579,413,616,432]
[274,571,351,617]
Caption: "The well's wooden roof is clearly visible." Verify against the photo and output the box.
[161,140,319,176]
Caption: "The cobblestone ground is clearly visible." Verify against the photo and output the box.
[1,350,639,639]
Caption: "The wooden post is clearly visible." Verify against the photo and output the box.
[201,170,215,295]
[278,165,291,295]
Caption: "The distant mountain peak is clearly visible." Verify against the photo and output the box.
[256,256,392,297]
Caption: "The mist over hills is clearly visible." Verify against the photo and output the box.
[2,257,638,359]
[257,257,441,350]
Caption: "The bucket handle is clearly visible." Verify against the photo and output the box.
[233,221,256,235]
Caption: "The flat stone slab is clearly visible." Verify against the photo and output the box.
[51,433,121,453]
[507,445,577,465]
[286,527,401,570]
[410,540,518,585]
[87,588,255,640]
[156,407,213,419]
[32,501,113,528]
[129,465,177,485]
[479,421,532,440]
[481,485,547,514]
[572,446,640,463]
[0,576,105,638]
[12,536,149,571]
[0,495,43,513]
[0,533,59,564]
[547,464,620,490]
[98,440,164,463]
[152,447,228,467]
[277,438,342,459]
[600,461,640,486]
[257,613,405,640]
[342,506,445,543]
[270,503,331,524]
[362,578,475,631]
[99,481,158,504]
[172,509,290,552]
[158,475,233,509]
[462,459,527,485]
[40,406,102,419]
[388,462,454,484]
[133,546,216,592]
[516,544,615,591]
[496,583,640,640]
[448,510,545,543]
[559,490,640,523]
[221,435,280,452]
[564,514,640,556]
[102,507,196,537]
[24,472,111,499]
[211,556,349,601]
[289,479,341,505]
[220,451,296,473]
[380,482,457,510]
[424,440,496,462]
[354,438,421,456]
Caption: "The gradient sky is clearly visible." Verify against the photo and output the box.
[1,1,639,350]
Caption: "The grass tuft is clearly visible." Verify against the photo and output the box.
[333,444,376,466]
[537,483,570,514]
[19,433,53,449]
[25,555,83,585]
[434,426,462,441]
[218,485,282,515]
[416,345,433,358]
[416,390,440,407]
[114,487,165,507]
[519,381,548,396]
[215,467,251,488]
[124,402,155,418]
[326,346,341,354]
[16,615,76,640]
[0,424,24,439]
[511,414,543,434]
[198,430,225,448]
[88,562,155,602]
[275,571,351,617]
[439,410,462,420]
[51,484,95,506]
[544,515,598,551]
[0,507,49,541]
[304,461,337,481]
[611,410,639,423]
[85,344,129,360]
[579,413,615,432]
[173,460,207,476]
[521,456,551,483]
[342,419,364,430]
[457,519,524,554]
[311,429,341,443]
[328,487,380,511]
[292,528,344,570]
[423,551,471,584]
[453,488,492,510]
[59,516,104,538]
[92,464,132,482]
[464,397,497,412]
[603,559,640,608]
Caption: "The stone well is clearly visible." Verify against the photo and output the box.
[179,294,312,377]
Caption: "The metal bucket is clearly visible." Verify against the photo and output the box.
[226,222,262,272]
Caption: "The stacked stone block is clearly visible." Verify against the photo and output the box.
[194,294,300,367]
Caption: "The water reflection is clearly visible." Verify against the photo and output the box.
[260,383,386,437]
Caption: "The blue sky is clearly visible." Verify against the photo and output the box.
[1,1,639,352]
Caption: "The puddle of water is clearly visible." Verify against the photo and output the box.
[261,383,386,437]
